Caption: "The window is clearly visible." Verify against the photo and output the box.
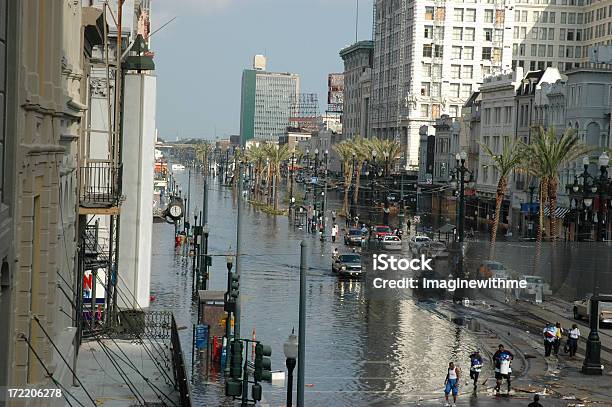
[423,63,432,76]
[494,107,501,123]
[533,11,540,22]
[513,43,518,56]
[453,27,463,41]
[452,46,462,59]
[538,45,546,57]
[548,28,555,40]
[424,25,433,39]
[421,82,431,96]
[462,65,473,79]
[464,27,475,41]
[531,44,537,56]
[451,65,461,79]
[515,10,520,21]
[466,8,476,22]
[539,28,547,40]
[425,6,434,20]
[530,61,536,71]
[568,12,576,24]
[454,8,464,21]
[548,45,554,57]
[520,27,526,39]
[541,11,548,23]
[484,28,492,41]
[484,108,491,124]
[463,46,474,60]
[432,104,441,119]
[449,105,459,117]
[567,30,574,40]
[431,82,441,97]
[522,11,527,22]
[485,9,494,23]
[513,26,519,39]
[532,29,539,40]
[504,106,512,124]
[450,83,460,98]
[558,45,565,57]
[461,83,472,98]
[519,44,525,56]
[561,12,567,23]
[482,47,492,59]
[482,65,491,76]
[423,44,433,57]
[434,45,443,57]
[420,104,430,117]
[432,64,442,77]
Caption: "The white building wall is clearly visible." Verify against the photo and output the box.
[118,73,156,308]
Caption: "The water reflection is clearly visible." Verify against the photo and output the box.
[149,172,491,405]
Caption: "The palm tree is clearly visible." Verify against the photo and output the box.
[350,136,370,209]
[246,144,266,200]
[265,144,291,210]
[479,137,524,257]
[371,138,402,175]
[333,141,355,216]
[195,142,213,176]
[522,127,591,243]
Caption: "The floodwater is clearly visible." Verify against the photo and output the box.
[149,169,489,406]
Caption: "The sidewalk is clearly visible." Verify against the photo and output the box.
[438,298,612,406]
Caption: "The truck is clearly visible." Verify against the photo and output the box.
[573,294,612,324]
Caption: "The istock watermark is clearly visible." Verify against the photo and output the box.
[373,254,433,271]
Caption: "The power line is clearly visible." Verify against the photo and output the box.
[18,333,89,407]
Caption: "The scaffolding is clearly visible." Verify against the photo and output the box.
[288,93,320,132]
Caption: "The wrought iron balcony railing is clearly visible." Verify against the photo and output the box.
[79,161,122,207]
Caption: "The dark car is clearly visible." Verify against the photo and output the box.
[344,228,365,246]
[332,254,363,277]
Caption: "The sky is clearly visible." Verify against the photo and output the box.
[152,0,372,141]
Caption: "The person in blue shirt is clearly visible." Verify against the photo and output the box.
[469,350,483,391]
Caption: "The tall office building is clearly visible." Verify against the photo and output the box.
[511,0,612,72]
[239,56,300,145]
[340,41,374,139]
[370,0,514,168]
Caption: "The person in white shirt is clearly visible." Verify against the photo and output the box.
[331,223,338,243]
[543,323,557,357]
[568,323,581,357]
[444,361,460,407]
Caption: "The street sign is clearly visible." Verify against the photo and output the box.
[311,176,318,184]
[195,324,208,349]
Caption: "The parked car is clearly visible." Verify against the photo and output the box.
[373,225,393,240]
[380,235,402,251]
[344,228,365,246]
[332,254,363,277]
[478,261,508,279]
[573,294,612,324]
[408,235,431,253]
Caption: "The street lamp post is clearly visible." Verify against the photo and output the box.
[322,150,329,234]
[528,183,536,239]
[595,152,610,241]
[201,224,209,290]
[283,328,298,407]
[370,150,378,224]
[290,152,295,211]
[450,151,474,244]
[225,253,234,374]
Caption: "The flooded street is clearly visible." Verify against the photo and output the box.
[149,171,488,406]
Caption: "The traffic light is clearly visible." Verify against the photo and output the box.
[229,339,243,379]
[224,273,239,313]
[251,383,262,401]
[254,343,272,382]
[225,378,242,397]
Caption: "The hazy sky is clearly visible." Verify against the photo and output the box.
[152,0,372,141]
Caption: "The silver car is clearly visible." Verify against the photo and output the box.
[380,235,402,251]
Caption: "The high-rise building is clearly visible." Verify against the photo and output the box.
[239,57,300,145]
[340,41,374,139]
[370,0,514,169]
[511,0,612,73]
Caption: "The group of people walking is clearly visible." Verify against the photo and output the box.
[543,322,581,358]
[443,344,514,406]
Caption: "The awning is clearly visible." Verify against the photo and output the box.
[541,206,570,218]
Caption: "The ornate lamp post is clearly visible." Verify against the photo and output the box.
[450,151,474,244]
[283,328,298,407]
[595,152,610,241]
[569,156,597,241]
[201,224,210,290]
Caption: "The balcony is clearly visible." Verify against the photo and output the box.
[79,161,122,215]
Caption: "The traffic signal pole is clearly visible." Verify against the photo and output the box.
[235,164,243,339]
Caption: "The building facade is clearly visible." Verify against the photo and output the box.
[339,41,374,139]
[370,0,514,169]
[239,56,300,145]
